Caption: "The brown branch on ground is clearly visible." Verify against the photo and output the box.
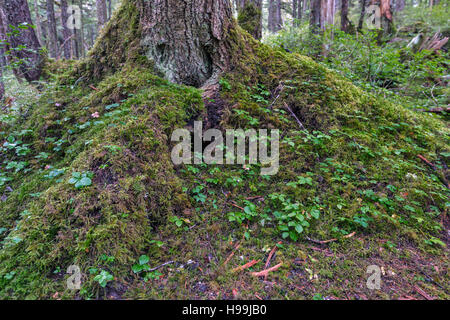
[417,154,450,189]
[223,242,240,266]
[283,102,307,131]
[420,107,450,114]
[250,263,283,277]
[232,259,260,273]
[414,285,434,300]
[263,241,282,280]
[306,232,356,245]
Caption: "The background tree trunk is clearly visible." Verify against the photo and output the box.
[293,0,298,24]
[0,0,42,82]
[236,0,263,39]
[375,0,394,37]
[46,0,58,58]
[78,0,85,57]
[310,0,321,33]
[320,0,336,29]
[0,8,5,101]
[33,0,44,46]
[358,0,367,31]
[268,0,283,32]
[139,0,234,87]
[341,0,350,32]
[61,0,72,59]
[96,0,107,31]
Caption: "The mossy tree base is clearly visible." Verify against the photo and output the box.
[0,0,448,299]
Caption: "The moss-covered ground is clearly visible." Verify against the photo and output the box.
[0,1,448,300]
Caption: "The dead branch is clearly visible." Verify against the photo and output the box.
[250,263,283,277]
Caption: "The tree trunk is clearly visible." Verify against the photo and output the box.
[61,0,72,59]
[0,9,5,101]
[358,0,367,31]
[33,0,44,46]
[268,0,283,32]
[275,0,283,31]
[298,0,303,21]
[139,0,234,87]
[341,0,350,32]
[0,0,42,82]
[236,0,263,39]
[374,0,394,37]
[96,0,107,31]
[78,0,85,57]
[320,0,336,29]
[294,0,298,22]
[310,0,321,33]
[46,0,58,58]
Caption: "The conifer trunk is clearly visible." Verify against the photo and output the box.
[139,0,234,87]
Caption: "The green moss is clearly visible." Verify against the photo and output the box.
[237,3,262,39]
[0,0,448,299]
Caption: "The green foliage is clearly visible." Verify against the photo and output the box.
[267,25,449,111]
[132,255,163,282]
[68,171,94,189]
[93,270,114,288]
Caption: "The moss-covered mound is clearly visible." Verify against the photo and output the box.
[0,0,448,299]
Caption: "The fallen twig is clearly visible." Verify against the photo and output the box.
[148,260,174,272]
[264,241,282,270]
[422,107,450,114]
[230,202,245,211]
[283,102,307,131]
[414,285,434,300]
[306,232,356,245]
[264,241,282,280]
[246,196,264,200]
[417,154,449,189]
[223,242,241,266]
[89,85,99,91]
[232,259,260,273]
[306,236,337,245]
[250,263,283,277]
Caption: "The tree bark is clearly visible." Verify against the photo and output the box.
[236,0,263,39]
[293,0,304,26]
[46,0,58,58]
[78,0,85,57]
[0,9,5,101]
[139,0,234,87]
[341,0,350,32]
[374,0,394,37]
[96,0,107,31]
[0,0,42,82]
[358,0,367,31]
[33,0,44,46]
[60,0,72,59]
[320,0,336,29]
[310,0,321,33]
[268,0,283,32]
